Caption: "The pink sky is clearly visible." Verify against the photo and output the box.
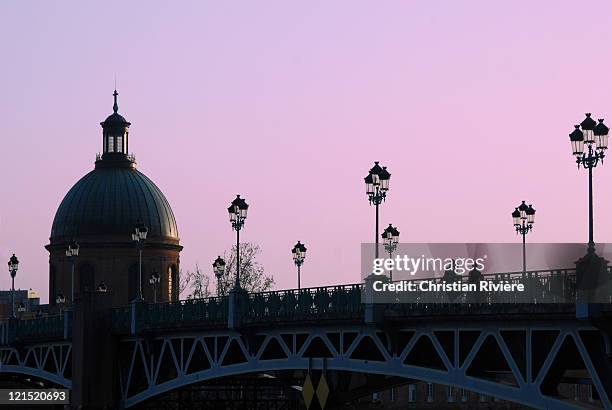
[1,1,612,302]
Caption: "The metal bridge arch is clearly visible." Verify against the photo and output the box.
[120,322,610,409]
[0,343,72,388]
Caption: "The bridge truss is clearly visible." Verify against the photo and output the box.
[0,342,72,388]
[118,320,611,409]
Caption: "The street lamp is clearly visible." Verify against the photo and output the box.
[65,241,79,304]
[149,271,160,303]
[512,201,536,275]
[382,224,400,281]
[8,254,19,318]
[213,256,226,296]
[56,293,66,314]
[17,302,26,318]
[291,241,307,290]
[364,162,391,259]
[132,223,148,301]
[227,195,248,290]
[568,114,609,254]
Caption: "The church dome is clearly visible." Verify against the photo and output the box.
[49,90,179,242]
[50,166,178,240]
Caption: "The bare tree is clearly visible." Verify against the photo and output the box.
[178,265,211,300]
[177,269,191,299]
[216,242,274,296]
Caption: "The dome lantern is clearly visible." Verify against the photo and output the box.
[100,89,131,160]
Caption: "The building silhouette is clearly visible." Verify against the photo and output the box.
[45,91,182,307]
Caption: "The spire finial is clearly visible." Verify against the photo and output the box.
[113,89,119,114]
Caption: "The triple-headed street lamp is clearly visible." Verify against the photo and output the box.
[8,254,19,318]
[364,162,391,259]
[568,113,609,254]
[512,201,536,274]
[132,223,149,302]
[65,241,79,304]
[213,256,226,296]
[149,271,160,303]
[381,224,400,281]
[228,195,249,290]
[291,241,307,290]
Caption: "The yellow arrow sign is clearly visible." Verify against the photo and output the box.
[303,373,315,409]
[316,373,330,409]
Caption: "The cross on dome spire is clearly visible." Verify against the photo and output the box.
[113,89,119,114]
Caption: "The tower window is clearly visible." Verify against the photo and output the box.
[117,135,123,153]
[107,136,114,152]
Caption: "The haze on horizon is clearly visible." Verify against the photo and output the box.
[1,1,612,302]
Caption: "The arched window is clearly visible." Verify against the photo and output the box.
[79,264,95,294]
[168,265,178,302]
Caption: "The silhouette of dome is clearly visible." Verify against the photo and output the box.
[50,89,178,241]
[50,166,178,240]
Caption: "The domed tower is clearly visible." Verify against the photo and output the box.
[46,91,182,306]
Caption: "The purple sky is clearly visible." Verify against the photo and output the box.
[2,1,612,302]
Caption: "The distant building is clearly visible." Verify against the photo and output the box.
[0,289,41,318]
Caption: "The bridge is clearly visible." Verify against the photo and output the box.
[1,267,611,409]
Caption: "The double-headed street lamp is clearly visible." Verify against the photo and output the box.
[65,241,79,304]
[512,201,536,274]
[382,224,400,281]
[568,113,609,254]
[132,223,149,302]
[213,256,226,296]
[8,254,19,318]
[228,195,249,290]
[149,271,161,303]
[364,162,391,259]
[292,241,307,290]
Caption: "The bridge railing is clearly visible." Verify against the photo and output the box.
[13,315,66,343]
[144,296,228,328]
[386,268,578,304]
[243,284,363,322]
[111,306,132,334]
[111,297,229,333]
[108,267,591,333]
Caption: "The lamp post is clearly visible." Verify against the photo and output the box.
[8,254,19,319]
[364,162,391,259]
[149,271,160,303]
[382,224,400,281]
[213,256,226,296]
[56,293,66,314]
[132,223,148,301]
[568,114,609,254]
[227,195,248,290]
[17,302,26,318]
[65,241,79,304]
[291,241,307,290]
[512,201,536,275]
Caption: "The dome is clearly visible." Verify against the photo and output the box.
[50,165,178,241]
[102,112,129,125]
